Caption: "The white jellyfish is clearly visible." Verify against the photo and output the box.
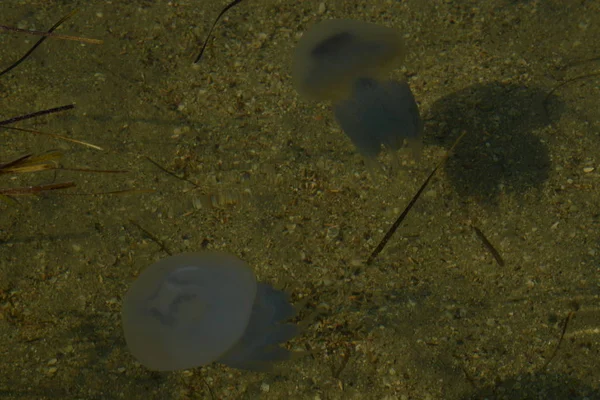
[121,252,298,371]
[292,19,406,102]
[333,78,422,161]
[291,19,421,164]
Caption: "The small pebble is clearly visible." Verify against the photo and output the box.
[325,226,340,240]
[192,197,204,210]
[583,167,594,173]
[285,224,297,233]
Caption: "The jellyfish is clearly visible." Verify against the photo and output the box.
[121,252,298,371]
[333,77,422,162]
[291,19,421,164]
[292,19,406,102]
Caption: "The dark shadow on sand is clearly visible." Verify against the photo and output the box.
[462,371,599,400]
[426,82,565,204]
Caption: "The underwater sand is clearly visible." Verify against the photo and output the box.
[1,0,599,399]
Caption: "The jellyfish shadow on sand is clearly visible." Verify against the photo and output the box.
[462,371,599,400]
[426,82,565,204]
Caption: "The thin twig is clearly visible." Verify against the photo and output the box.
[61,189,154,196]
[543,311,575,370]
[0,181,75,195]
[1,125,103,150]
[0,25,103,44]
[194,0,247,64]
[198,369,216,400]
[332,346,352,379]
[543,71,600,119]
[145,156,199,187]
[0,154,35,171]
[57,167,128,174]
[128,219,172,256]
[472,225,505,266]
[366,162,438,265]
[1,105,102,150]
[0,9,79,77]
[0,104,75,126]
[366,132,466,265]
[0,151,60,174]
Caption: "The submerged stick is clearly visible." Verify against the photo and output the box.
[194,0,248,64]
[0,9,78,77]
[0,105,75,126]
[543,310,576,370]
[0,154,37,171]
[366,132,466,265]
[2,125,103,151]
[543,55,600,120]
[543,71,600,119]
[1,105,102,150]
[128,219,172,256]
[0,25,103,44]
[145,156,199,187]
[472,225,505,266]
[59,188,154,196]
[0,181,75,196]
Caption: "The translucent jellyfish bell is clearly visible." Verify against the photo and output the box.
[121,252,298,371]
[291,20,419,167]
[292,19,406,102]
[333,78,423,161]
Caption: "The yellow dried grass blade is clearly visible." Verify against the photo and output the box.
[0,151,62,174]
[2,125,103,150]
[1,163,55,174]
